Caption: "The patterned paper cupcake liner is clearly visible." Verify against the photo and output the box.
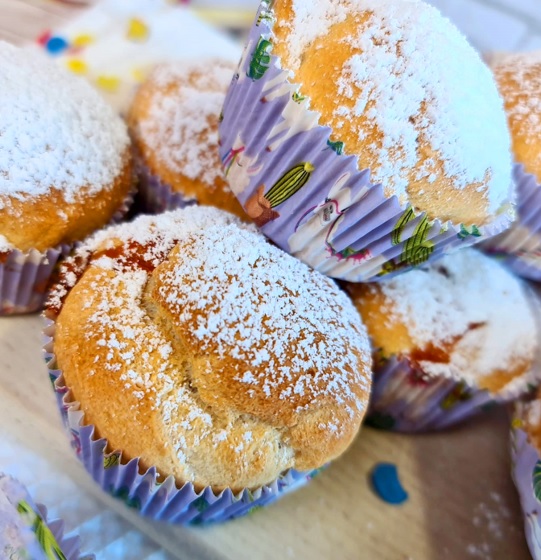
[511,405,541,560]
[0,474,91,560]
[365,357,499,432]
[0,185,135,316]
[135,158,197,215]
[43,321,322,525]
[0,245,72,315]
[218,1,514,282]
[482,165,541,281]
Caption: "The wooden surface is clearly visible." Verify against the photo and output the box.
[0,1,535,559]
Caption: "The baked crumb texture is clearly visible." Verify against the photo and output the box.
[272,0,512,226]
[479,53,541,282]
[128,59,246,218]
[0,41,132,253]
[47,207,372,492]
[348,248,540,431]
[218,0,513,283]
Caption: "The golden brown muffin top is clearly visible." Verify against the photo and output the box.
[493,51,541,184]
[0,42,130,252]
[348,248,539,395]
[271,0,512,226]
[521,392,541,451]
[128,59,246,218]
[47,206,372,491]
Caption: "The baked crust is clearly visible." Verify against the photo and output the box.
[0,151,133,253]
[128,61,246,220]
[50,208,372,491]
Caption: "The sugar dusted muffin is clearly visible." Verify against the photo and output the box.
[128,59,245,217]
[493,51,541,183]
[482,52,541,281]
[271,0,512,226]
[347,248,539,430]
[45,206,372,520]
[218,0,514,282]
[0,41,132,314]
[0,42,132,253]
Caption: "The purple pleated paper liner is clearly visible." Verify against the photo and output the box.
[218,1,514,282]
[135,157,197,215]
[365,357,498,432]
[0,245,72,315]
[0,474,91,560]
[482,165,541,281]
[43,322,322,525]
[511,407,541,559]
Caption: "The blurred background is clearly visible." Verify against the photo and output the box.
[1,0,540,53]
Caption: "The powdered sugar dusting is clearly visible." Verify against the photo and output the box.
[493,51,541,176]
[52,206,370,485]
[136,60,235,187]
[285,0,350,69]
[0,42,129,207]
[370,249,537,390]
[279,0,512,213]
[156,224,371,407]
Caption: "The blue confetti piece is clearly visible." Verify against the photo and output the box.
[370,463,409,505]
[46,36,69,55]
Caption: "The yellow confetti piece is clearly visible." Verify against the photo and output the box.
[72,33,94,48]
[66,58,88,75]
[127,18,149,42]
[131,67,147,83]
[512,417,523,429]
[96,75,121,93]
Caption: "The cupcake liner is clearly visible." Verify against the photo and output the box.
[365,356,499,432]
[511,407,541,559]
[0,184,135,316]
[0,474,91,560]
[135,157,197,215]
[43,321,322,525]
[482,165,541,281]
[218,2,513,282]
[0,245,72,315]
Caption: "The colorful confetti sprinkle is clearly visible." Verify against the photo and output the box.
[370,463,409,505]
[45,36,69,55]
[126,18,149,42]
[72,33,95,48]
[66,58,88,74]
[96,75,121,92]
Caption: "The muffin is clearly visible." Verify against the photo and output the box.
[483,51,541,280]
[0,41,133,314]
[219,0,514,281]
[512,395,541,560]
[347,248,539,431]
[44,206,372,523]
[128,59,245,217]
[0,473,86,559]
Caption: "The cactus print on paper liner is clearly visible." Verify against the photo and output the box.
[219,2,512,281]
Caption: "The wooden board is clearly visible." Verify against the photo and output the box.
[0,2,533,558]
